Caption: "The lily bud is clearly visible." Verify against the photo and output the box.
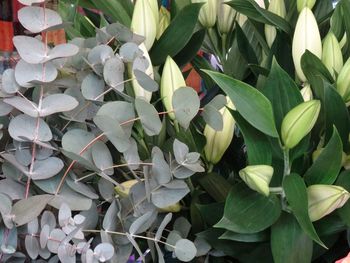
[129,43,153,102]
[322,32,343,78]
[297,0,316,12]
[157,6,171,40]
[217,0,236,35]
[115,179,139,198]
[160,56,186,119]
[264,0,286,47]
[239,165,274,196]
[147,0,159,25]
[281,100,321,149]
[336,58,350,102]
[159,203,182,213]
[307,185,350,221]
[340,33,347,49]
[300,83,313,101]
[204,97,235,164]
[131,0,157,51]
[292,7,322,82]
[192,0,217,28]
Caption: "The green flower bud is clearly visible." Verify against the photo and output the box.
[297,0,316,12]
[307,184,350,222]
[160,56,186,119]
[192,0,217,28]
[300,83,313,101]
[336,58,350,102]
[292,7,322,82]
[239,165,274,196]
[217,0,236,35]
[156,6,171,40]
[340,33,347,49]
[281,100,321,149]
[131,0,157,51]
[129,43,153,102]
[204,97,235,164]
[115,179,139,198]
[264,0,286,47]
[322,32,343,78]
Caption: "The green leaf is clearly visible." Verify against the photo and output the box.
[231,111,272,165]
[215,183,281,234]
[172,87,200,129]
[336,170,350,227]
[220,230,269,243]
[199,173,232,203]
[150,3,202,65]
[341,0,350,57]
[304,127,343,185]
[283,174,326,248]
[229,0,291,34]
[203,70,278,137]
[262,59,303,132]
[271,212,313,263]
[235,23,258,65]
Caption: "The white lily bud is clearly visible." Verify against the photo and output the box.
[336,57,350,102]
[300,83,313,101]
[322,31,343,78]
[204,97,235,164]
[239,165,274,196]
[192,0,218,28]
[292,7,322,82]
[265,0,286,47]
[131,0,157,51]
[160,56,186,119]
[217,0,236,35]
[157,6,171,40]
[308,184,350,221]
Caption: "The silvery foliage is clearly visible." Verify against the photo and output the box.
[0,1,205,262]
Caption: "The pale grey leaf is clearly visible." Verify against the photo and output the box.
[30,157,64,180]
[79,202,98,230]
[98,178,115,202]
[18,0,45,5]
[173,139,189,164]
[47,228,65,253]
[172,87,200,129]
[40,94,79,116]
[135,97,161,136]
[126,233,145,263]
[15,59,57,87]
[0,179,25,200]
[106,22,145,44]
[4,97,38,117]
[120,42,140,62]
[92,141,113,175]
[33,174,61,194]
[155,213,172,241]
[0,100,13,116]
[25,235,39,259]
[58,244,76,263]
[174,239,197,262]
[61,129,95,161]
[0,193,13,229]
[208,94,227,110]
[40,224,50,249]
[40,211,56,230]
[81,73,105,101]
[13,36,46,64]
[173,166,195,179]
[165,230,182,252]
[2,69,20,94]
[94,243,115,262]
[103,57,125,91]
[88,45,114,65]
[66,176,99,199]
[102,201,119,231]
[173,217,191,238]
[12,194,53,226]
[18,7,62,33]
[27,218,39,234]
[151,147,171,185]
[134,70,158,92]
[1,153,28,174]
[129,211,154,235]
[151,187,189,209]
[48,43,79,61]
[58,203,71,227]
[123,138,140,170]
[48,186,92,211]
[194,237,211,257]
[163,180,188,189]
[202,104,224,131]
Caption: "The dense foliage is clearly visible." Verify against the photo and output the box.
[1,0,350,262]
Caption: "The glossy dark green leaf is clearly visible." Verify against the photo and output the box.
[220,230,269,243]
[304,127,343,185]
[336,170,350,227]
[231,111,272,165]
[150,3,202,65]
[283,174,326,248]
[235,23,258,65]
[203,70,278,137]
[341,0,350,57]
[229,0,291,34]
[271,212,313,263]
[215,183,281,233]
[199,173,232,202]
[262,59,303,131]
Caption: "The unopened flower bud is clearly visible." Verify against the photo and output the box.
[161,56,186,119]
[217,0,236,35]
[129,43,153,102]
[131,0,157,51]
[340,33,347,49]
[322,32,343,77]
[281,100,321,149]
[292,7,322,82]
[157,6,171,40]
[204,97,235,164]
[308,184,350,221]
[336,58,350,102]
[265,0,286,47]
[147,0,159,25]
[297,0,316,12]
[300,83,313,101]
[192,0,217,28]
[115,179,139,198]
[239,165,274,196]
